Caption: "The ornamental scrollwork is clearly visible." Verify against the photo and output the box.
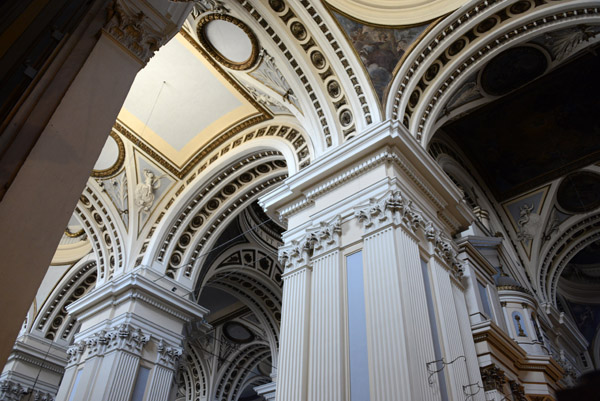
[355,190,464,279]
[156,339,184,369]
[278,216,342,271]
[104,0,167,64]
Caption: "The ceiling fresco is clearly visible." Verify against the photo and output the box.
[330,9,428,104]
[443,46,600,200]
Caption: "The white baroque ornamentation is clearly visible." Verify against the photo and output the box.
[355,190,464,278]
[156,339,183,369]
[244,84,290,115]
[0,380,28,401]
[71,325,151,363]
[250,50,301,112]
[66,341,86,366]
[135,169,166,212]
[103,0,168,64]
[104,324,151,355]
[516,203,541,242]
[278,216,342,271]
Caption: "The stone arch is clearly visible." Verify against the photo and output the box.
[144,149,288,289]
[33,256,97,344]
[75,180,127,284]
[538,212,600,305]
[385,0,600,145]
[206,268,282,365]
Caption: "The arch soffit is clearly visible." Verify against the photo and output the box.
[538,211,600,305]
[76,180,127,284]
[231,0,377,146]
[201,242,283,295]
[385,0,600,145]
[33,255,98,343]
[143,150,288,286]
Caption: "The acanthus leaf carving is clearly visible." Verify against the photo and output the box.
[104,0,168,64]
[157,339,184,369]
[279,215,342,272]
[355,190,464,279]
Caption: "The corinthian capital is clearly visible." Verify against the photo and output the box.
[103,0,182,64]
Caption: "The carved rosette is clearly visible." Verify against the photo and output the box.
[156,339,183,370]
[355,190,464,279]
[278,216,342,272]
[103,0,170,64]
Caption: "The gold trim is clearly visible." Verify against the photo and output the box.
[116,30,272,180]
[197,14,260,71]
[91,131,126,178]
[64,228,85,238]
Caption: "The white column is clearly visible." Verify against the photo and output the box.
[397,227,441,400]
[275,264,311,401]
[363,227,412,401]
[452,284,485,400]
[430,258,471,401]
[308,250,345,401]
[0,0,191,366]
[54,269,205,401]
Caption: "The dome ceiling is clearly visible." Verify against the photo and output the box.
[324,0,470,25]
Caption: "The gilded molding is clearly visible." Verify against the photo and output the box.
[197,14,260,70]
[91,131,126,178]
[103,0,168,64]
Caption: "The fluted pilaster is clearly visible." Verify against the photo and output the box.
[276,267,311,401]
[308,250,344,401]
[363,227,411,401]
[397,228,440,400]
[430,258,471,401]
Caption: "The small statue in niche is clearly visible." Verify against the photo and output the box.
[135,169,165,212]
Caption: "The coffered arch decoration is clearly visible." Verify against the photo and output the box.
[210,340,271,401]
[75,181,127,285]
[145,151,288,286]
[33,257,97,344]
[205,269,282,362]
[538,212,600,306]
[386,0,600,144]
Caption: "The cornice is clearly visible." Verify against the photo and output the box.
[260,120,473,232]
[66,271,208,323]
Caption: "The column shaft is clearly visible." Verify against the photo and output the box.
[363,227,411,401]
[276,268,311,401]
[431,259,471,401]
[397,228,440,400]
[308,251,345,401]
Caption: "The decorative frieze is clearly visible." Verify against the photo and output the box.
[69,324,151,365]
[278,216,341,273]
[480,365,506,392]
[355,190,464,278]
[103,0,171,64]
[0,380,28,401]
[156,339,183,370]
